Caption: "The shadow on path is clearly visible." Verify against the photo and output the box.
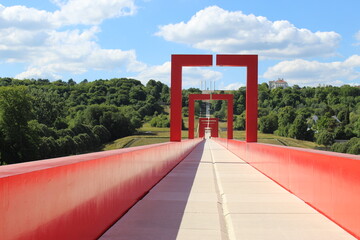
[100,141,207,240]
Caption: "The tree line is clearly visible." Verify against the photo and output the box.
[0,78,170,164]
[1,77,359,165]
[211,84,360,154]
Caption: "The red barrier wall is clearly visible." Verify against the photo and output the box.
[212,138,360,238]
[0,139,203,240]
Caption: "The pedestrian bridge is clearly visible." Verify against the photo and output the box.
[1,138,359,239]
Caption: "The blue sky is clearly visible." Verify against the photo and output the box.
[0,0,359,89]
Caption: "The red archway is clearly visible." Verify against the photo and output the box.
[170,54,258,142]
[188,94,233,139]
[198,118,219,138]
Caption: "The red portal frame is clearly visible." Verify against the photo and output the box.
[170,54,258,142]
[170,55,212,141]
[188,94,233,139]
[198,118,219,138]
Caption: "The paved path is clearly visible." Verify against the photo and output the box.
[100,140,356,240]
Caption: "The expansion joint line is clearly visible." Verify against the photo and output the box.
[208,140,236,240]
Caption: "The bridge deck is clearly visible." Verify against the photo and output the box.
[100,140,356,240]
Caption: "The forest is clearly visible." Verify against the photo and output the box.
[0,78,169,164]
[212,83,360,154]
[0,77,359,165]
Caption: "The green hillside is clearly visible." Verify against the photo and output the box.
[1,77,359,165]
[103,123,321,150]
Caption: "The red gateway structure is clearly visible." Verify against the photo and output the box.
[188,93,233,139]
[170,54,258,142]
[198,118,219,138]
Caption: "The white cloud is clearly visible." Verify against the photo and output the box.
[53,0,137,26]
[0,4,56,29]
[356,31,360,40]
[135,61,171,84]
[0,1,137,28]
[222,82,244,90]
[355,30,360,45]
[183,67,222,88]
[15,67,62,80]
[134,62,222,87]
[263,55,360,86]
[12,27,145,79]
[156,6,340,59]
[0,1,141,80]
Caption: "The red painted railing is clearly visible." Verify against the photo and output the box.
[0,139,203,240]
[213,138,360,239]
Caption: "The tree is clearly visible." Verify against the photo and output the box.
[275,106,296,137]
[348,142,360,154]
[160,84,170,104]
[100,111,135,139]
[337,108,350,125]
[259,113,278,134]
[214,101,227,121]
[288,114,313,141]
[315,131,335,148]
[182,107,189,117]
[234,114,246,130]
[29,88,66,127]
[354,117,360,137]
[150,114,170,128]
[146,79,162,100]
[214,100,223,111]
[92,125,111,143]
[331,137,360,154]
[316,112,338,132]
[0,86,37,163]
[129,85,146,102]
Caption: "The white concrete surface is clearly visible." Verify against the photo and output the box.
[100,140,356,240]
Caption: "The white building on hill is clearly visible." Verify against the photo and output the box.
[269,78,289,89]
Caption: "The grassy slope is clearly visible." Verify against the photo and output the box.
[103,123,188,150]
[103,119,321,150]
[217,120,320,149]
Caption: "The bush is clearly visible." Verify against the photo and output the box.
[348,142,360,154]
[315,131,335,147]
[331,137,360,154]
[259,114,278,134]
[150,114,170,128]
[234,115,245,130]
[92,125,111,143]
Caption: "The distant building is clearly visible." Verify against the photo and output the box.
[269,78,289,89]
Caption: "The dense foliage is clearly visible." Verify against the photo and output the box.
[1,76,359,165]
[0,78,169,164]
[214,83,359,154]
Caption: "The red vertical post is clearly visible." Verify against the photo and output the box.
[216,55,258,142]
[214,119,219,137]
[228,97,234,139]
[188,96,195,139]
[170,55,182,141]
[246,56,258,142]
[170,55,212,142]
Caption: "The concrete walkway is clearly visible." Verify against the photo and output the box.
[100,140,356,240]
